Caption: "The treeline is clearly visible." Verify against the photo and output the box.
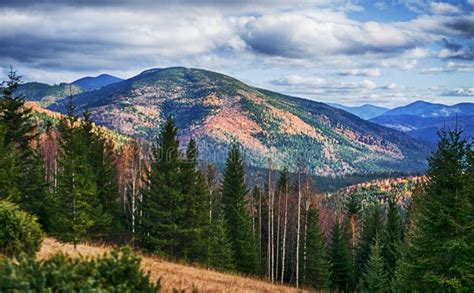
[1,71,473,291]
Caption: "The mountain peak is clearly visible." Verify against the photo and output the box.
[72,74,123,90]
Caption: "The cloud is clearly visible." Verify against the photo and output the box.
[271,74,377,95]
[469,0,474,6]
[337,68,381,77]
[442,87,474,96]
[430,2,461,15]
[438,39,474,60]
[420,61,474,73]
[239,11,430,59]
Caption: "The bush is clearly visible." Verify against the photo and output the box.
[0,200,43,258]
[0,247,160,292]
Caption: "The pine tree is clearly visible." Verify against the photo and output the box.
[139,115,184,258]
[359,238,389,292]
[329,218,353,291]
[381,196,402,281]
[303,207,330,290]
[80,112,117,238]
[221,144,259,274]
[0,69,48,225]
[180,138,210,263]
[396,129,474,291]
[208,210,236,271]
[355,203,383,283]
[51,99,102,248]
[0,125,21,202]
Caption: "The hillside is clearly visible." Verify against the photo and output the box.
[23,67,431,176]
[39,238,299,292]
[328,103,389,120]
[15,82,83,107]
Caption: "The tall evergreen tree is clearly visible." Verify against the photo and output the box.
[0,125,20,202]
[396,129,474,291]
[208,210,236,271]
[139,115,184,257]
[221,144,259,274]
[302,207,330,290]
[359,238,389,292]
[329,218,353,291]
[355,203,383,283]
[180,138,210,262]
[51,99,102,248]
[381,196,403,281]
[0,70,48,225]
[80,112,120,239]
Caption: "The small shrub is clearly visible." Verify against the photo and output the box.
[0,247,160,292]
[0,200,43,258]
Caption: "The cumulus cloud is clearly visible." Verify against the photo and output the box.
[337,68,381,77]
[430,2,461,15]
[240,11,431,59]
[420,61,474,73]
[442,88,474,96]
[271,74,378,95]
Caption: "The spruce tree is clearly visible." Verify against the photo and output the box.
[359,238,389,292]
[180,138,210,263]
[0,70,48,225]
[381,196,402,281]
[329,218,353,291]
[221,144,259,274]
[303,207,330,290]
[139,115,184,257]
[51,99,101,248]
[0,125,20,202]
[80,112,119,239]
[396,129,474,291]
[208,210,236,271]
[355,203,383,283]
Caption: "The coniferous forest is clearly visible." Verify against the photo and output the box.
[1,70,473,291]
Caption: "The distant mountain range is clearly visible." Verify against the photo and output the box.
[17,67,431,175]
[370,101,474,144]
[72,74,123,91]
[328,103,389,120]
[14,73,123,107]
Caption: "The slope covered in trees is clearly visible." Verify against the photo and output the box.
[19,67,431,176]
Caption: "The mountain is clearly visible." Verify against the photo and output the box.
[370,101,474,143]
[328,103,389,120]
[72,74,123,90]
[380,100,474,118]
[15,82,83,107]
[23,67,430,176]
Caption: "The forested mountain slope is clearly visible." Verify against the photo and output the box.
[21,67,430,175]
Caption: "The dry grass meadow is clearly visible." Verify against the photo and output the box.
[38,238,304,292]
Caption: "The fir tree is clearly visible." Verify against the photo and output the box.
[359,238,389,292]
[396,129,474,291]
[0,125,20,202]
[329,218,353,291]
[381,196,402,281]
[139,115,184,257]
[0,69,48,225]
[80,112,119,239]
[303,207,330,290]
[51,99,102,248]
[355,203,383,283]
[208,210,236,271]
[221,144,259,274]
[180,138,210,263]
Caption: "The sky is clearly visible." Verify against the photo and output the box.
[0,0,473,108]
